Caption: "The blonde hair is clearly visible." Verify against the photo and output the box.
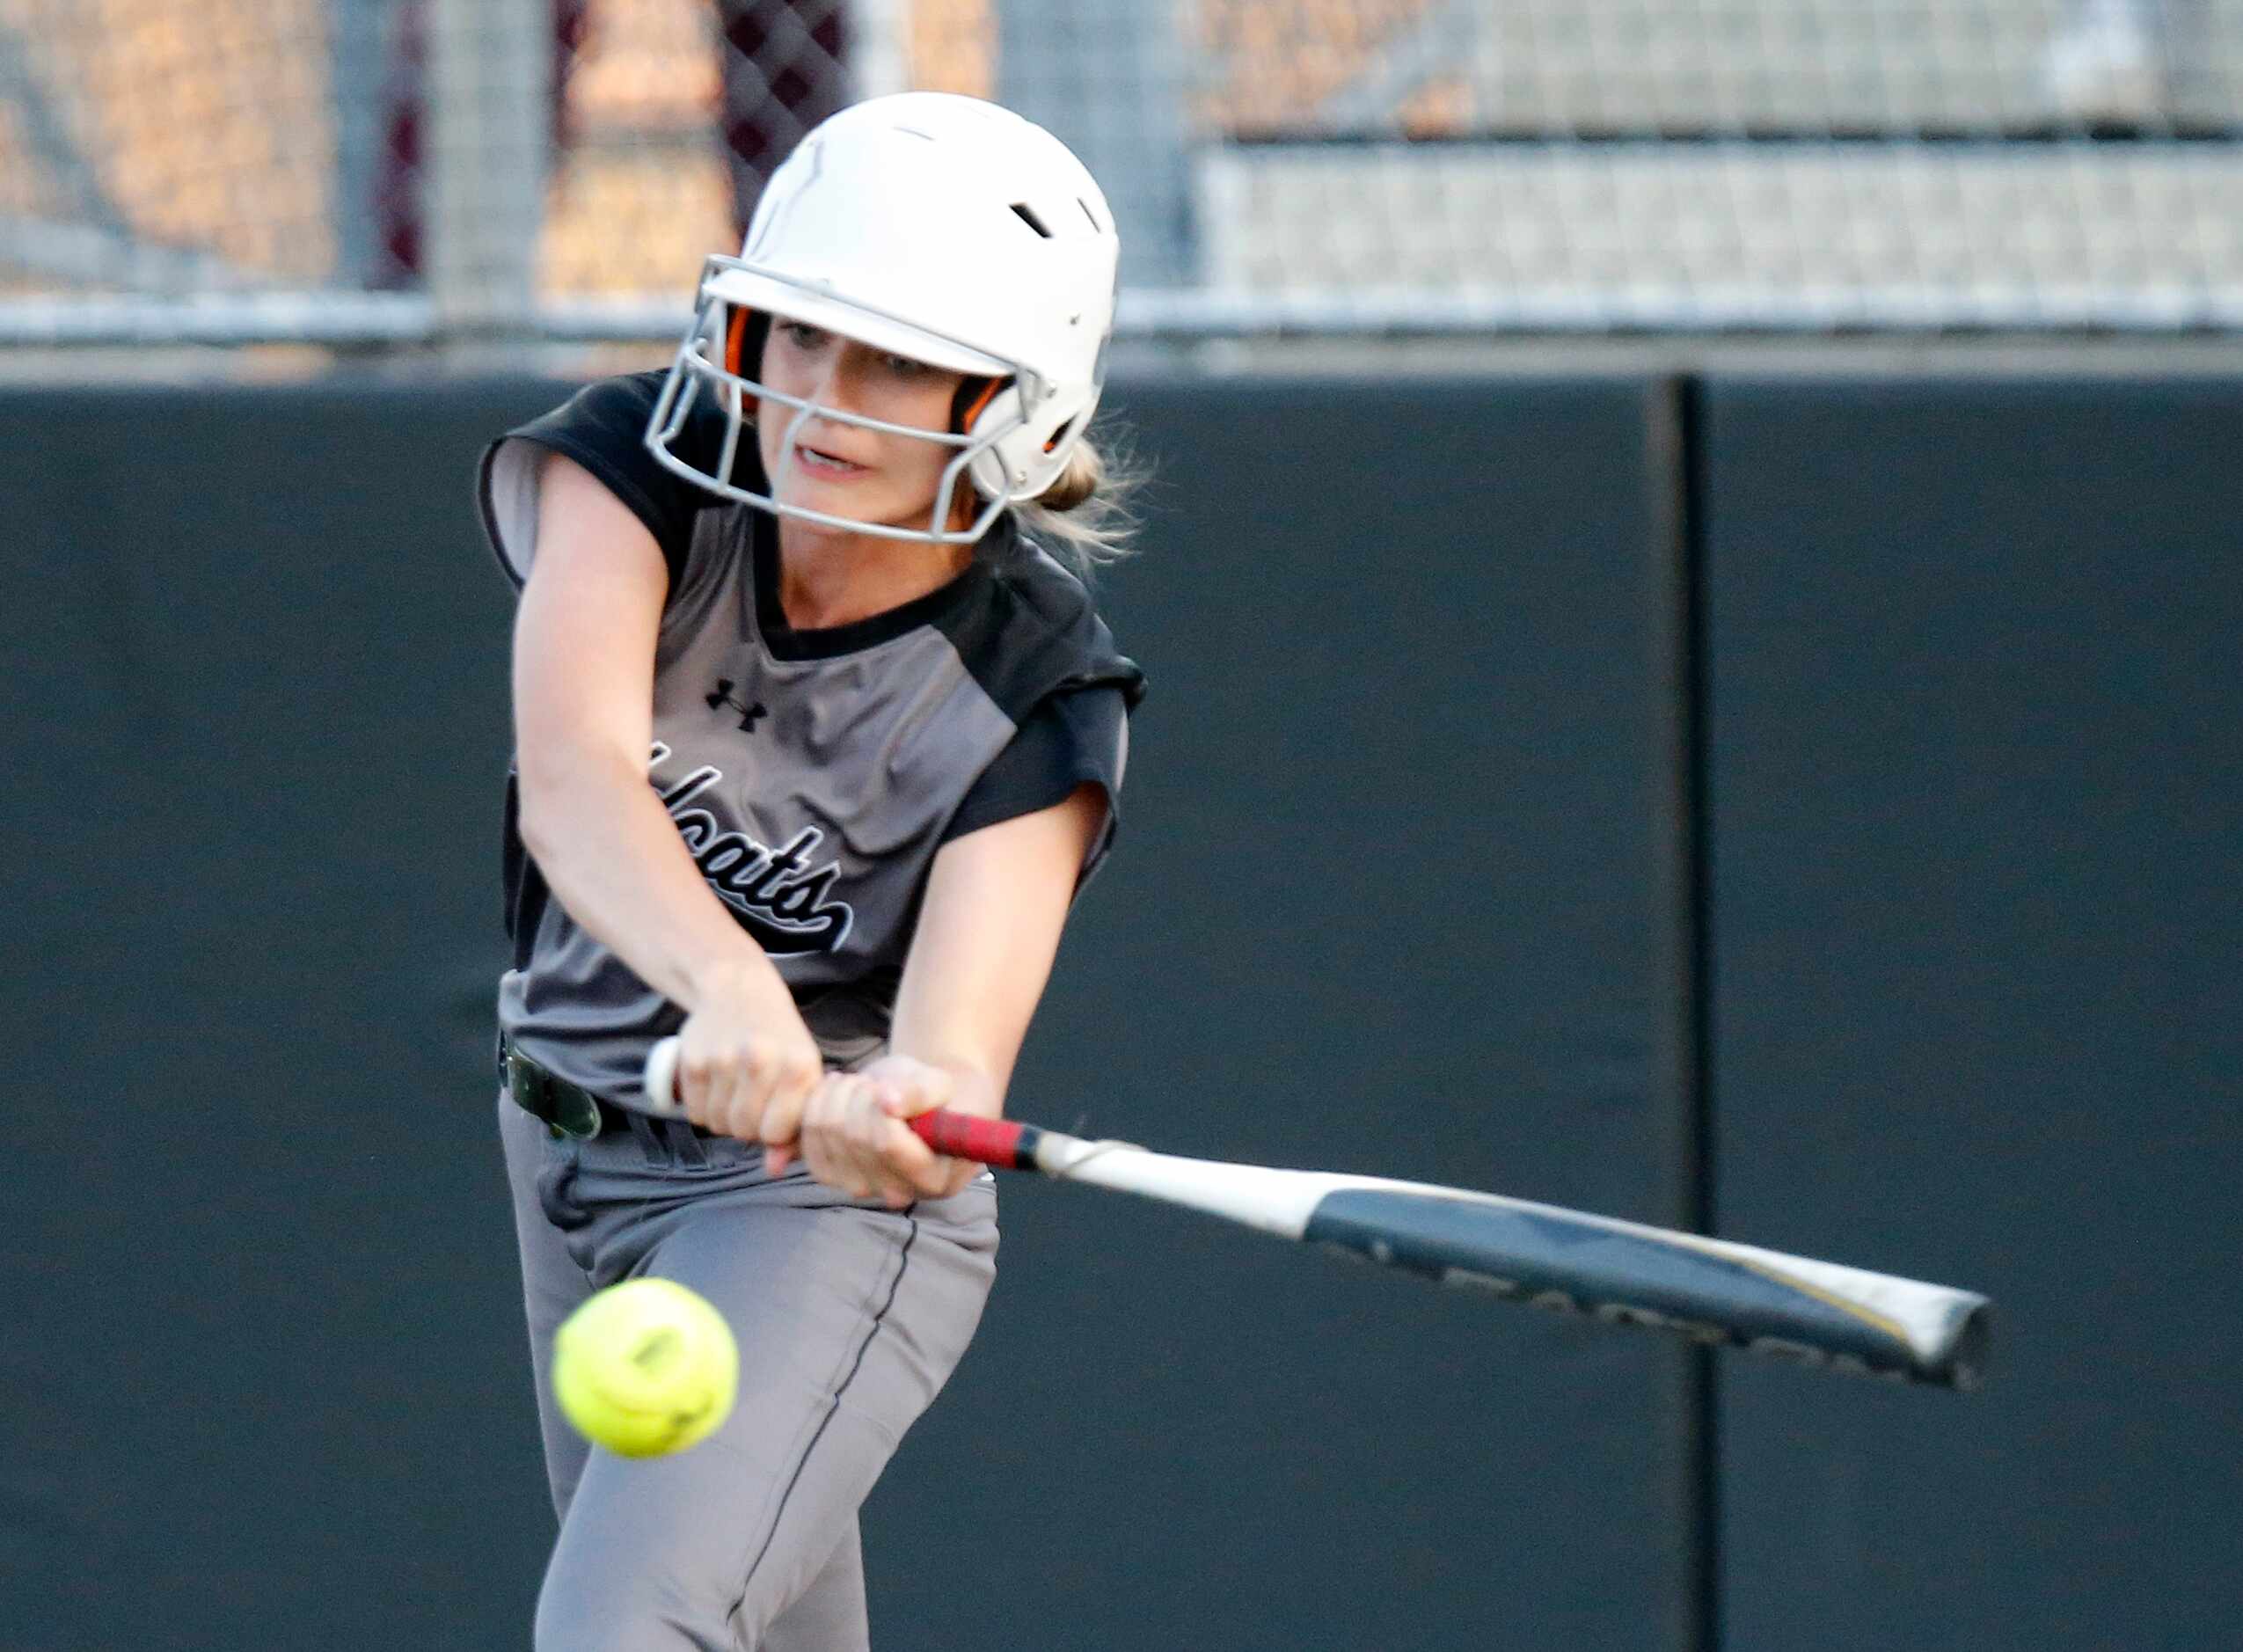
[1012,428,1145,574]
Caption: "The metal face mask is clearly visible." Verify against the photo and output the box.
[644,257,1047,545]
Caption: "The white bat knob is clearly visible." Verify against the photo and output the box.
[643,1035,683,1118]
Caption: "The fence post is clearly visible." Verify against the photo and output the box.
[426,0,550,347]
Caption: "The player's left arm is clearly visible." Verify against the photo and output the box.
[765,783,1107,1202]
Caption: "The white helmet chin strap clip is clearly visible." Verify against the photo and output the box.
[642,259,1041,546]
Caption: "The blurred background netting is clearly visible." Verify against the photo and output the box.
[2,0,2239,343]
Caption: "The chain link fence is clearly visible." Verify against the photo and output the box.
[2,0,2240,345]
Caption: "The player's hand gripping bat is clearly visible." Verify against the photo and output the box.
[642,1038,1991,1389]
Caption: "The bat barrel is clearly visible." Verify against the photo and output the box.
[1304,1188,1993,1389]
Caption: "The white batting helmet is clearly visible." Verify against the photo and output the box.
[646,91,1122,542]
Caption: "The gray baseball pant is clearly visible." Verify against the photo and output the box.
[498,1089,999,1652]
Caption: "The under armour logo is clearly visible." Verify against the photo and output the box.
[706,679,768,733]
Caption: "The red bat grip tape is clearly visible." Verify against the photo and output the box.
[910,1109,1031,1169]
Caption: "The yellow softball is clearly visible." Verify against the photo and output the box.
[552,1278,740,1458]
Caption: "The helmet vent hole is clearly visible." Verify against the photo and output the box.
[1043,415,1082,455]
[1010,202,1054,239]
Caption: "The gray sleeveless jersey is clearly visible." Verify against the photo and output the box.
[479,373,1143,1107]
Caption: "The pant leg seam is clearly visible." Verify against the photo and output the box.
[729,1206,921,1631]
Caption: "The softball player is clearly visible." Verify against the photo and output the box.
[479,93,1142,1651]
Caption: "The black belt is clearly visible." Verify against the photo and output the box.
[499,1034,718,1142]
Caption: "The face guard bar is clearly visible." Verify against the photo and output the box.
[643,256,1049,545]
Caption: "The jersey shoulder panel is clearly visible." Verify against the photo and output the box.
[478,370,727,591]
[939,528,1147,727]
[941,681,1131,848]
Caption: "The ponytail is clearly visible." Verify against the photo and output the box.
[1012,430,1143,574]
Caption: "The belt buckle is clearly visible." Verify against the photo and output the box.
[504,1046,602,1141]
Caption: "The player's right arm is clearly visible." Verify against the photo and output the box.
[510,450,821,1137]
